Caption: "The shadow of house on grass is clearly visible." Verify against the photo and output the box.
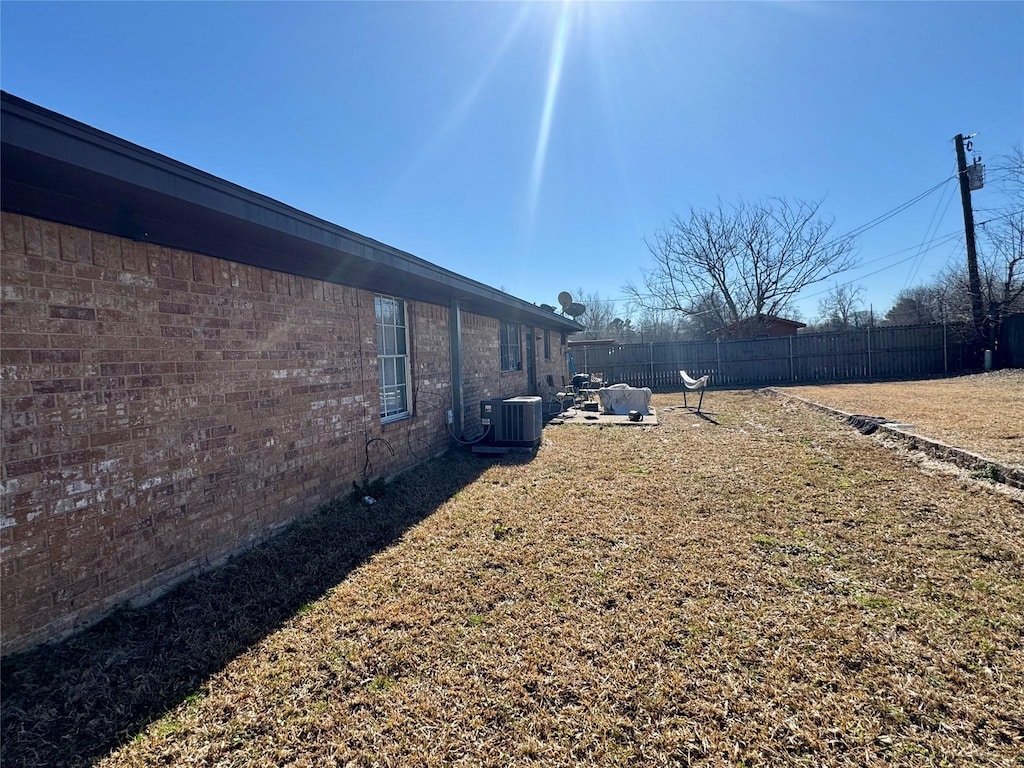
[0,448,523,768]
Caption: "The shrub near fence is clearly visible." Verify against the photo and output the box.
[574,323,974,389]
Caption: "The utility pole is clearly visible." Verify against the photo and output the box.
[953,133,985,346]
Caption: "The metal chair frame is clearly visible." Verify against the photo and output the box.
[679,370,710,413]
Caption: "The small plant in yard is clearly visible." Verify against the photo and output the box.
[367,675,395,693]
[969,463,1000,483]
[150,719,181,739]
[752,533,780,549]
[854,592,896,610]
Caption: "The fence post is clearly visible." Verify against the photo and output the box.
[867,326,872,378]
[716,339,721,382]
[943,319,948,372]
[649,342,655,387]
[789,336,795,381]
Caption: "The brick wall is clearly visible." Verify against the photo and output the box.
[0,214,452,653]
[459,312,496,437]
[456,320,570,435]
[387,301,451,473]
[533,327,570,403]
[459,312,538,437]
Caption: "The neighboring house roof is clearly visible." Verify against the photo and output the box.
[566,338,618,347]
[0,91,581,332]
[713,315,807,338]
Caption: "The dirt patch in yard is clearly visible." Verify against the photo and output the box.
[778,370,1024,470]
[3,391,1023,767]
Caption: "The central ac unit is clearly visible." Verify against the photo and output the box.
[479,396,543,447]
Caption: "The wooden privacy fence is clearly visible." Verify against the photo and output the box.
[999,313,1024,369]
[572,323,975,389]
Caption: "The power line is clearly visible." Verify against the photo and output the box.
[771,208,1021,301]
[976,209,1023,227]
[903,166,959,290]
[830,173,958,245]
[806,233,962,302]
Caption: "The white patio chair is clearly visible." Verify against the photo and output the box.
[679,370,710,413]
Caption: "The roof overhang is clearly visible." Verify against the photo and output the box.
[1,91,582,333]
[567,338,618,347]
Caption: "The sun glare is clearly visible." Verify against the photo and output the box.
[386,5,531,201]
[526,2,572,232]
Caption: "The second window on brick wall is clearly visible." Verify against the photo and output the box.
[500,321,521,371]
[376,295,410,421]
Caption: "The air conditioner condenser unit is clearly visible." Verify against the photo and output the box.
[479,396,543,447]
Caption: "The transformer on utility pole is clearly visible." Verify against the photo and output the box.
[953,133,986,350]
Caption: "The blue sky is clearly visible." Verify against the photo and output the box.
[2,1,1022,324]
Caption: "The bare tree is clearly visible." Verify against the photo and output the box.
[628,198,856,337]
[675,292,731,339]
[976,148,1024,333]
[607,317,639,343]
[816,283,866,329]
[572,289,618,339]
[883,285,944,326]
[633,307,685,342]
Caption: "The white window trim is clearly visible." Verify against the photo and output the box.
[500,321,521,372]
[376,295,412,423]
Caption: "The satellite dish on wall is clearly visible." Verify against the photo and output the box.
[557,291,573,310]
[565,302,586,319]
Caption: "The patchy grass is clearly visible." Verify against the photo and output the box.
[780,369,1024,469]
[3,391,1023,767]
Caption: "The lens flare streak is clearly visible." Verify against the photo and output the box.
[526,3,571,231]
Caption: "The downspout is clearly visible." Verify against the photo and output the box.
[449,298,464,439]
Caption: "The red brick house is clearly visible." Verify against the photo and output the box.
[0,92,580,654]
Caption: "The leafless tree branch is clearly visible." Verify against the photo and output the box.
[626,198,856,336]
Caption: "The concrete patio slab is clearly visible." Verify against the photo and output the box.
[548,407,659,427]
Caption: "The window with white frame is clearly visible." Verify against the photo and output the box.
[375,295,410,421]
[500,321,521,371]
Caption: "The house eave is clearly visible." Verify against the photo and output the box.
[0,91,582,332]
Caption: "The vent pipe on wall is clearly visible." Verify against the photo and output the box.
[449,298,464,439]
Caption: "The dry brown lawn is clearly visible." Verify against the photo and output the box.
[779,370,1024,470]
[3,390,1023,767]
